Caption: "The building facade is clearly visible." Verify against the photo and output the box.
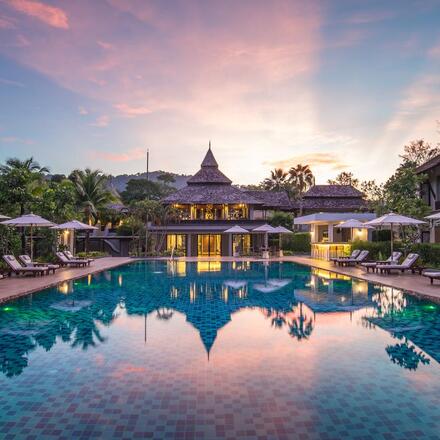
[291,184,368,214]
[150,146,292,257]
[416,155,440,242]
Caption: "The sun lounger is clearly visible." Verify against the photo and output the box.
[3,255,49,276]
[335,250,369,266]
[361,252,403,273]
[63,250,93,265]
[422,270,440,284]
[56,252,88,267]
[330,249,360,263]
[19,255,60,274]
[376,253,419,274]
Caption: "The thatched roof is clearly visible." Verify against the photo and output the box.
[164,146,264,205]
[290,185,367,212]
[243,190,292,210]
[304,185,363,198]
[186,146,232,185]
[163,184,262,205]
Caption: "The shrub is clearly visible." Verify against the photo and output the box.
[411,243,440,267]
[372,229,391,242]
[282,232,311,253]
[351,240,440,267]
[351,240,394,260]
[77,251,108,258]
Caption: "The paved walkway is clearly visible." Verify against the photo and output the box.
[0,257,132,304]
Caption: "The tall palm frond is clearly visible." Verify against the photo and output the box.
[263,168,288,191]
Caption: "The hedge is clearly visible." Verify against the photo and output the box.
[352,240,440,267]
[282,232,311,253]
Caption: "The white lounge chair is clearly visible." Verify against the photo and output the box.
[330,249,360,263]
[361,252,403,273]
[335,250,369,266]
[56,252,88,267]
[422,270,440,284]
[63,250,93,265]
[3,255,48,276]
[376,253,419,274]
[19,255,60,274]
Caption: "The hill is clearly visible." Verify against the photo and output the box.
[108,171,190,193]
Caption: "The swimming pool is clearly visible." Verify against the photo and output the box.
[0,260,439,439]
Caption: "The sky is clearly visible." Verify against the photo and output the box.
[0,0,440,185]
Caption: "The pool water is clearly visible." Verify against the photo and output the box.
[0,260,439,439]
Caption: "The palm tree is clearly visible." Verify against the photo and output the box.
[0,157,49,215]
[71,168,116,225]
[288,164,314,214]
[0,157,49,253]
[263,168,288,191]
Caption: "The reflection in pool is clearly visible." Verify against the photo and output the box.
[0,261,439,439]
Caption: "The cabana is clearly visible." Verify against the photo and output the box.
[294,212,376,260]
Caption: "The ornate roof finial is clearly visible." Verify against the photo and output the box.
[209,140,211,150]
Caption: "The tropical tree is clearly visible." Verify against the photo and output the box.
[288,164,314,213]
[328,171,359,188]
[382,161,430,219]
[0,157,49,253]
[121,178,172,204]
[288,164,314,194]
[263,168,288,191]
[156,172,176,186]
[0,157,49,216]
[399,139,440,166]
[70,168,116,224]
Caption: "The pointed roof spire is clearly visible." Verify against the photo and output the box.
[187,143,232,185]
[200,143,219,168]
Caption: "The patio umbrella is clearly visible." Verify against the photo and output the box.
[224,225,249,256]
[365,213,427,253]
[0,213,55,259]
[337,219,373,241]
[272,225,293,252]
[51,220,98,254]
[252,224,277,251]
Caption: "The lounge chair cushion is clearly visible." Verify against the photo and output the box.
[3,255,48,272]
[19,255,59,270]
[377,253,419,271]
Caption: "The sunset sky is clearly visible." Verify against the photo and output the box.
[1,0,439,184]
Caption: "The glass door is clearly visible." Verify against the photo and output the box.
[197,234,221,256]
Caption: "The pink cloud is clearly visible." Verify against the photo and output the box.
[90,115,109,127]
[0,15,16,28]
[5,0,68,29]
[89,147,146,162]
[267,152,348,172]
[114,103,153,117]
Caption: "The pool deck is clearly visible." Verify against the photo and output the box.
[0,255,439,304]
[0,257,132,304]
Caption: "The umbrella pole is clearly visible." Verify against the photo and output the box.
[30,225,33,260]
[391,225,393,254]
